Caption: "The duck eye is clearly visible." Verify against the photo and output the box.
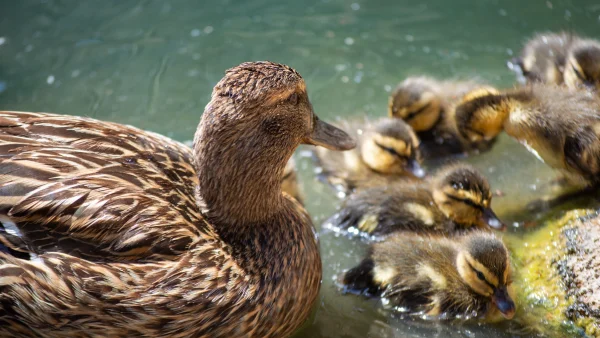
[288,93,299,105]
[476,271,485,281]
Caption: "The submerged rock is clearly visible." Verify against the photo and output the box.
[509,210,600,337]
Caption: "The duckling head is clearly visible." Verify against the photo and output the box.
[564,40,600,91]
[454,88,509,145]
[388,79,442,132]
[431,164,505,230]
[195,61,355,223]
[360,118,425,177]
[456,232,515,319]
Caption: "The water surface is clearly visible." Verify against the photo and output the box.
[1,0,600,337]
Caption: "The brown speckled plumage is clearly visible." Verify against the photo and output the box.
[0,61,354,338]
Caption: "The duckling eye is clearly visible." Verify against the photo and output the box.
[476,270,486,281]
[288,93,299,105]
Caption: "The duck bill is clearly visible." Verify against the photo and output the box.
[492,286,515,319]
[481,207,506,231]
[305,115,356,151]
[407,159,426,178]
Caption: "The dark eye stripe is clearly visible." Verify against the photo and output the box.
[467,261,496,290]
[374,141,409,160]
[572,64,587,82]
[445,193,484,211]
[405,102,432,121]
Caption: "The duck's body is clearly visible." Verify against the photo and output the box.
[313,117,423,194]
[0,62,355,337]
[343,232,515,321]
[512,32,600,92]
[388,77,498,158]
[330,164,504,237]
[455,83,600,187]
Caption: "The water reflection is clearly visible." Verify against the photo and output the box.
[1,0,600,337]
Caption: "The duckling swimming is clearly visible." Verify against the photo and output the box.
[511,32,600,92]
[313,117,424,194]
[388,77,499,157]
[343,231,515,321]
[509,31,574,85]
[455,83,600,187]
[330,163,505,237]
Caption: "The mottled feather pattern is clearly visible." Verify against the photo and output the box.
[0,61,322,338]
[0,111,207,261]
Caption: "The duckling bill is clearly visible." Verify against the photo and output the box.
[329,163,505,237]
[343,231,515,321]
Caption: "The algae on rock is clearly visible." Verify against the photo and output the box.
[507,209,600,337]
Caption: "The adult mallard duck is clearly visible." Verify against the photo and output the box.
[0,61,355,337]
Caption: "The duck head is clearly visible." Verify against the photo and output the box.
[194,61,355,223]
[431,164,505,231]
[361,118,425,177]
[456,232,515,320]
[388,78,442,132]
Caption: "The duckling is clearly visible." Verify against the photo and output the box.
[0,62,356,337]
[563,38,600,92]
[282,156,304,204]
[330,163,505,237]
[388,77,499,157]
[343,231,515,321]
[509,31,574,85]
[313,117,424,194]
[511,32,600,92]
[454,83,600,186]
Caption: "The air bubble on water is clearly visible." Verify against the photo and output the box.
[46,75,55,85]
[335,64,347,71]
[405,35,414,42]
[25,45,33,52]
[0,81,6,93]
[203,26,214,34]
[384,85,392,92]
[422,46,431,53]
[71,69,80,78]
[341,75,349,83]
[351,3,360,10]
[499,9,507,16]
[0,37,5,46]
[546,1,553,9]
[354,71,363,83]
[190,29,201,37]
[506,48,513,55]
[344,37,354,45]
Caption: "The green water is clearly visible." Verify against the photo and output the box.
[2,0,600,337]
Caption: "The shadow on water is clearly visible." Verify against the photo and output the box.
[2,0,600,337]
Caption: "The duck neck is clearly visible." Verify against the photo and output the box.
[192,114,294,228]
